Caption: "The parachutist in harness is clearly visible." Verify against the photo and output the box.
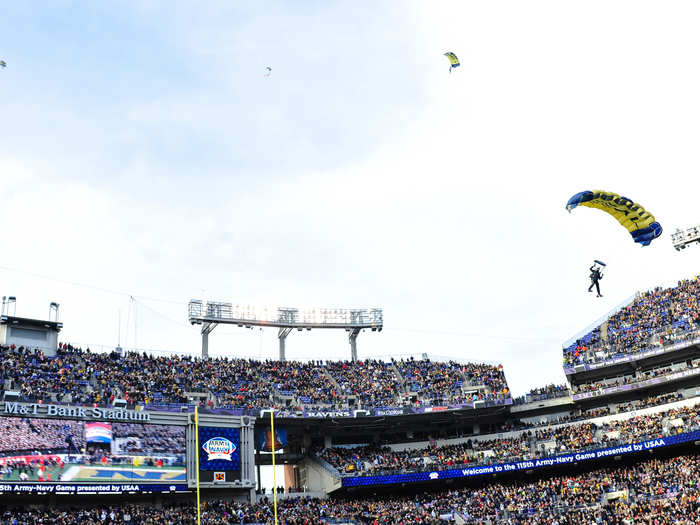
[588,264,603,297]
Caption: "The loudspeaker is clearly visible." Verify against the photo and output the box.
[3,391,20,401]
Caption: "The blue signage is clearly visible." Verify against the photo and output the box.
[342,430,700,487]
[199,426,241,472]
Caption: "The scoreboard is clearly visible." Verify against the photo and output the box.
[0,401,255,494]
[186,413,255,489]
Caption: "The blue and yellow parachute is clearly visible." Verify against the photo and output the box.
[444,52,459,72]
[566,190,662,246]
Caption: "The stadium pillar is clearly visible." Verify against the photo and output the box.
[278,327,292,361]
[201,323,216,359]
[349,328,360,362]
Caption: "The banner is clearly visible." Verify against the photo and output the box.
[256,428,288,452]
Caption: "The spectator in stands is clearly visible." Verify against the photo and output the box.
[0,344,511,412]
[564,276,700,366]
[318,401,700,477]
[0,454,699,524]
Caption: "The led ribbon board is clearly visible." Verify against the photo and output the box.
[342,430,700,487]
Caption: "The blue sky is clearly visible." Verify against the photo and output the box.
[2,1,700,395]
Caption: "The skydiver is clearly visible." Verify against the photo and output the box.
[588,264,603,297]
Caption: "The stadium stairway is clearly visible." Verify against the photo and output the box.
[389,362,406,389]
[593,426,605,443]
[528,434,537,456]
[600,320,608,344]
[322,366,343,397]
[300,454,343,494]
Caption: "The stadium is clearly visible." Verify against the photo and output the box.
[3,2,700,524]
[0,275,699,523]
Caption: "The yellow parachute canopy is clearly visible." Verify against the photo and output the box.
[565,190,662,246]
[444,52,460,70]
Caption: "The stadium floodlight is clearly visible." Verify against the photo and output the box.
[188,300,383,361]
[672,225,700,251]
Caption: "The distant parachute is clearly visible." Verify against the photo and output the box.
[566,190,662,246]
[0,61,6,68]
[264,66,271,77]
[444,52,459,73]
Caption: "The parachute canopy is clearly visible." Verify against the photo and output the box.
[566,190,662,246]
[444,52,460,70]
[0,61,6,68]
[593,260,607,267]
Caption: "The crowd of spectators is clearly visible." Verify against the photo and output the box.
[1,454,699,523]
[0,418,83,455]
[0,344,510,410]
[520,391,687,430]
[112,423,185,455]
[394,360,509,405]
[615,391,684,413]
[513,384,570,405]
[0,345,104,405]
[572,358,700,395]
[317,402,700,477]
[564,277,700,366]
[324,360,401,407]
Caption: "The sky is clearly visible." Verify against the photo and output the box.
[2,1,700,396]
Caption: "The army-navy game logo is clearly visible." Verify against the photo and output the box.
[201,437,237,461]
[198,426,241,472]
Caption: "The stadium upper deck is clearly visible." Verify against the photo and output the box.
[0,344,511,413]
[563,276,700,369]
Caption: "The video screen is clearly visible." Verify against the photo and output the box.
[0,417,186,483]
[197,426,241,484]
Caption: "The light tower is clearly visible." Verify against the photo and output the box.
[671,225,700,251]
[188,300,383,361]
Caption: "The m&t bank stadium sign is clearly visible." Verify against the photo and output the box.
[1,402,150,422]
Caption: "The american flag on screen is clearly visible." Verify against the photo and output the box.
[85,422,113,443]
